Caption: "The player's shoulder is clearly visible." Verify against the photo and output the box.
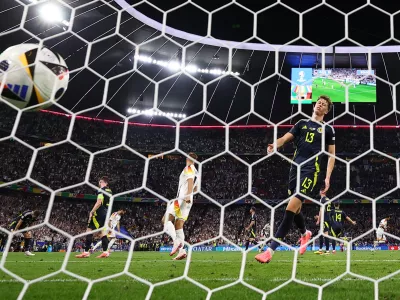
[323,122,335,134]
[184,164,197,174]
[294,119,309,126]
[99,186,112,194]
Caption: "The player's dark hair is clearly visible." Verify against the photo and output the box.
[318,95,333,112]
[250,206,256,212]
[100,176,109,185]
[33,210,40,217]
[188,152,198,161]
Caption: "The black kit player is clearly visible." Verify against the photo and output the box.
[324,202,356,254]
[76,176,112,259]
[8,210,40,256]
[244,207,262,252]
[314,191,332,254]
[256,95,336,264]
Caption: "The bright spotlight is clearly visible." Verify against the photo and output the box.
[40,3,63,23]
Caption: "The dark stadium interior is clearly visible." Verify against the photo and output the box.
[1,1,400,299]
[1,0,400,124]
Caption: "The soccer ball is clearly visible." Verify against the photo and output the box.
[0,43,69,110]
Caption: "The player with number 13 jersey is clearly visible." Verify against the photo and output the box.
[256,95,336,264]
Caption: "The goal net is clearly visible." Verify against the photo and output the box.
[0,0,399,299]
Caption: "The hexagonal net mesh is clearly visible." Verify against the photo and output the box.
[0,0,399,299]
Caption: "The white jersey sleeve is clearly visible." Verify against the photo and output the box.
[177,164,198,199]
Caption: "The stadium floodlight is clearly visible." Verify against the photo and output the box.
[135,54,240,75]
[40,3,63,23]
[185,65,198,73]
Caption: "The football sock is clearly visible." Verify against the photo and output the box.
[319,235,324,250]
[325,236,330,252]
[245,240,250,250]
[108,238,116,251]
[176,229,185,246]
[166,221,177,242]
[332,239,336,251]
[270,211,295,251]
[85,234,93,252]
[101,235,109,252]
[294,212,306,235]
[24,238,31,252]
[92,240,102,250]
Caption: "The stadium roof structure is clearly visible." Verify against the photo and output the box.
[1,0,400,125]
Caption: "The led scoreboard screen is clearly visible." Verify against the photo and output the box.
[290,68,376,104]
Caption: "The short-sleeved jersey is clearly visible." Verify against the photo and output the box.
[177,164,198,198]
[97,186,112,214]
[10,210,36,229]
[109,212,121,229]
[331,209,347,226]
[320,196,332,222]
[249,213,257,231]
[379,218,387,230]
[289,119,335,169]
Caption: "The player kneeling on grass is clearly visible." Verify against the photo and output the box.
[76,176,112,259]
[9,210,40,256]
[161,152,198,261]
[91,210,126,254]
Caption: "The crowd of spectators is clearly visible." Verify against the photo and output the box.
[1,192,400,251]
[1,108,400,251]
[321,68,376,85]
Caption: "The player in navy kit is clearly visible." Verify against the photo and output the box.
[326,202,356,253]
[256,95,336,264]
[8,210,40,256]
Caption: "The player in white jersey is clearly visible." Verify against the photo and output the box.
[91,209,126,256]
[162,152,199,261]
[373,217,390,251]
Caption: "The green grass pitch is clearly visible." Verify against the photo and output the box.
[1,251,399,299]
[291,78,376,104]
[312,78,376,103]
